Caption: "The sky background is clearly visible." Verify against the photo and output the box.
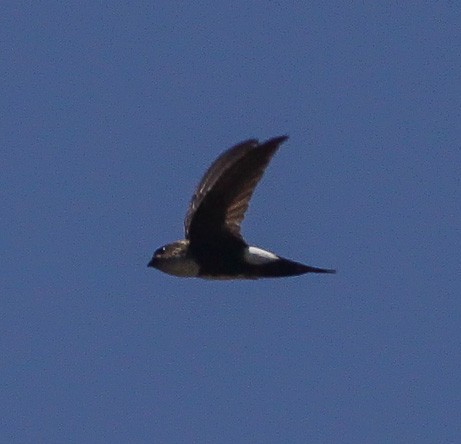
[2,2,460,443]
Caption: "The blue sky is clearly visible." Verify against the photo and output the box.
[2,2,460,443]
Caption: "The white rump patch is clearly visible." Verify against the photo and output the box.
[244,246,279,265]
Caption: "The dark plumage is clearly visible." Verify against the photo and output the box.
[148,136,335,279]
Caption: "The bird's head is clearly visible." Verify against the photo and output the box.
[147,240,199,277]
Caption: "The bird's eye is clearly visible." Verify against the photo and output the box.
[155,246,166,256]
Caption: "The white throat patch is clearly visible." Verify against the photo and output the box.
[244,246,279,265]
[156,257,200,277]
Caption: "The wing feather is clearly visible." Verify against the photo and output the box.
[184,136,288,244]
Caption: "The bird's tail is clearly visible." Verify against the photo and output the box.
[301,264,336,274]
[257,257,336,278]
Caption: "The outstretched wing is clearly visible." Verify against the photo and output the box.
[184,136,288,244]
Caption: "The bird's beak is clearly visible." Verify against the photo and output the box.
[147,257,157,268]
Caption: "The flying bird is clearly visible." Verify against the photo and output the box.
[148,136,335,279]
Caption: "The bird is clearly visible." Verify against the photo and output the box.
[148,136,335,279]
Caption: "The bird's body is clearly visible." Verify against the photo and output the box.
[148,136,335,279]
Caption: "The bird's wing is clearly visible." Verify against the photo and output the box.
[184,136,288,243]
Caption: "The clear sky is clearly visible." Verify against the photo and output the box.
[2,2,460,443]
